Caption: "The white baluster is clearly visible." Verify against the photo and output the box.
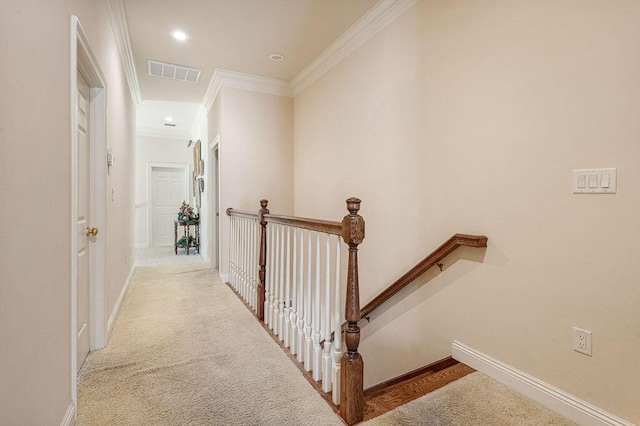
[273,224,280,335]
[264,223,271,326]
[228,216,231,285]
[239,218,244,295]
[313,231,322,381]
[239,218,244,296]
[297,228,305,363]
[284,226,291,347]
[248,219,253,304]
[332,237,342,405]
[278,224,285,341]
[243,218,249,301]
[322,234,332,392]
[269,224,276,329]
[290,227,298,355]
[304,230,313,371]
[232,216,237,288]
[252,219,257,310]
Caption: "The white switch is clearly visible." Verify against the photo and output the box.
[577,174,586,188]
[573,168,617,194]
[112,186,116,201]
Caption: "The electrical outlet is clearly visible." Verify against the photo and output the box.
[573,327,592,356]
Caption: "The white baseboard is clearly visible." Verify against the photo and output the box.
[107,265,136,337]
[452,341,633,426]
[60,402,75,426]
[134,242,149,248]
[219,273,229,283]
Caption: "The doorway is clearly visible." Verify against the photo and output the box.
[71,15,108,409]
[209,136,220,269]
[149,165,189,247]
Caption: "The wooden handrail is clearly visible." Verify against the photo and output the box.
[226,208,259,219]
[264,213,342,235]
[359,234,487,319]
[227,208,342,235]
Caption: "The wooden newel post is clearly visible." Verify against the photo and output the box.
[257,199,269,321]
[340,197,365,425]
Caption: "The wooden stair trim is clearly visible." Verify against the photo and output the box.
[360,234,488,319]
[363,362,476,421]
[364,356,459,397]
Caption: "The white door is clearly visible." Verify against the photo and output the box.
[151,167,187,247]
[76,71,92,369]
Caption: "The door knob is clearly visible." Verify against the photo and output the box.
[86,227,99,237]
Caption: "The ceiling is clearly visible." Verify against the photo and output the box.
[124,0,380,104]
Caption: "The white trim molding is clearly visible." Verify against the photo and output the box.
[220,273,229,283]
[202,68,292,112]
[107,265,136,337]
[290,0,417,96]
[60,403,76,426]
[452,341,633,426]
[105,0,141,105]
[190,105,208,139]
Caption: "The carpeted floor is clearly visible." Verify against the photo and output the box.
[77,262,343,425]
[77,257,575,425]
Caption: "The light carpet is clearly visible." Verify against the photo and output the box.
[78,260,575,425]
[77,262,343,425]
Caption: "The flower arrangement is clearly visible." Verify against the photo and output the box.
[178,201,199,223]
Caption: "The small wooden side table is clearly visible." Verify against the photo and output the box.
[174,220,200,255]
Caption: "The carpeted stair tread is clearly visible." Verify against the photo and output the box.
[363,362,475,421]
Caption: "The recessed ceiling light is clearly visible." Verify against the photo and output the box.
[269,53,285,62]
[165,116,174,122]
[171,30,188,41]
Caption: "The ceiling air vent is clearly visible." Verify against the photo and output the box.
[148,60,201,83]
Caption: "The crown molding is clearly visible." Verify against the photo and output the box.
[202,70,223,112]
[106,0,142,105]
[202,68,292,112]
[136,126,191,140]
[190,105,208,138]
[200,0,415,110]
[291,0,417,96]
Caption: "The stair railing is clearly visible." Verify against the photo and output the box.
[360,233,488,320]
[227,198,365,425]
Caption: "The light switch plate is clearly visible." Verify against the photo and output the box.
[573,168,616,194]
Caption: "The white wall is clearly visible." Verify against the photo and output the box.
[293,1,640,423]
[134,135,193,247]
[0,0,137,423]
[210,87,294,277]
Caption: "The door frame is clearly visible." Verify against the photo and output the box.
[70,16,108,407]
[209,135,220,269]
[147,163,190,247]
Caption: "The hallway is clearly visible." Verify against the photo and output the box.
[76,252,342,425]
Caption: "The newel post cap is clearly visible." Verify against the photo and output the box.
[342,197,365,245]
[259,199,269,225]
